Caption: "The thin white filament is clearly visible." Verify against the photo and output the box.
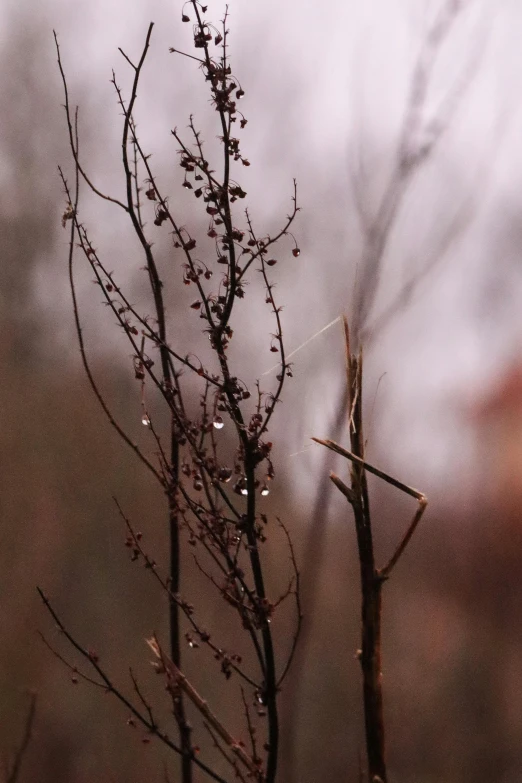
[261,315,341,377]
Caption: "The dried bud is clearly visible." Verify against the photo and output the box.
[154,208,168,226]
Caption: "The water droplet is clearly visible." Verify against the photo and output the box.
[141,415,151,427]
[240,487,248,496]
[218,467,232,483]
[213,416,224,430]
[260,485,270,497]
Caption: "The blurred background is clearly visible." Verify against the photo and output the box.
[2,0,522,780]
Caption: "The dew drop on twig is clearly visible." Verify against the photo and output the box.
[213,416,224,430]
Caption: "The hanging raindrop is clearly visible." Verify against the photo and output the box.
[213,416,224,430]
[260,484,270,497]
[141,415,151,427]
[255,690,266,706]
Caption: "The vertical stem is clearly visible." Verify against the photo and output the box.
[245,453,279,783]
[170,420,193,783]
[345,318,387,783]
[360,566,386,782]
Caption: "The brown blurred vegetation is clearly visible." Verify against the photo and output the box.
[3,9,522,783]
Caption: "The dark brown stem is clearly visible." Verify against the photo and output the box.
[315,320,428,783]
[244,450,279,783]
[117,27,192,781]
[315,318,387,781]
[169,422,193,783]
[347,345,387,783]
[361,574,385,783]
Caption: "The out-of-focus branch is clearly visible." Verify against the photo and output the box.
[351,0,474,343]
[5,694,37,783]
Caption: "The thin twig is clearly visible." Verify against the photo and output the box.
[6,693,37,783]
[37,589,229,783]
